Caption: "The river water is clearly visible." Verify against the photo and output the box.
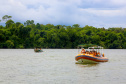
[0,49,126,84]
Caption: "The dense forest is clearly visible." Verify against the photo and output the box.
[0,15,126,49]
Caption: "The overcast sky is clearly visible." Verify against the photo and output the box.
[0,0,126,28]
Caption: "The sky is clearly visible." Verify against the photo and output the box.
[0,0,126,28]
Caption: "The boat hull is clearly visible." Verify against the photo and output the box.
[75,54,108,64]
[34,50,43,52]
[77,59,98,64]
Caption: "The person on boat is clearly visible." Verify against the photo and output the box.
[35,48,37,50]
[81,48,85,54]
[102,53,104,57]
[89,51,91,54]
[34,48,38,52]
[86,51,89,54]
[94,51,97,56]
[97,52,100,57]
[93,51,96,56]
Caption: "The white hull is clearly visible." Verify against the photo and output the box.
[77,59,98,64]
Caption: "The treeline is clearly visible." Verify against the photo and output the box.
[0,15,126,49]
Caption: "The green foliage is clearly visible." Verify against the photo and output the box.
[2,15,12,21]
[16,22,22,27]
[5,40,14,48]
[5,19,14,28]
[72,24,80,28]
[24,20,34,26]
[1,15,126,49]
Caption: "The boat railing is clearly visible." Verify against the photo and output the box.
[78,46,104,57]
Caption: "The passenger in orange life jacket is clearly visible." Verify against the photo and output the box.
[81,48,85,54]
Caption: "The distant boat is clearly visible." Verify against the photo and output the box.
[34,47,43,52]
[75,44,108,64]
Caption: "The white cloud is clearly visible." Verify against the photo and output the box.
[0,0,126,28]
[110,0,126,5]
[81,8,126,17]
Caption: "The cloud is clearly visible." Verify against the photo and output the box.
[110,0,126,5]
[0,0,126,28]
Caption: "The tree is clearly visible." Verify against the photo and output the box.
[72,24,80,28]
[5,19,14,28]
[5,40,14,48]
[24,20,34,26]
[37,38,45,47]
[36,23,41,29]
[9,35,20,48]
[16,22,22,27]
[0,33,5,42]
[1,15,126,49]
[2,15,12,21]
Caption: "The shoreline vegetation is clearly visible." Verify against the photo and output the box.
[0,15,126,49]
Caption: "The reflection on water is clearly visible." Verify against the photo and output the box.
[0,49,126,84]
[75,62,99,67]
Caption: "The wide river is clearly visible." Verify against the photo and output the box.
[0,49,126,84]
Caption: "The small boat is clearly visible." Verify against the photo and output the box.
[34,47,43,52]
[75,44,108,64]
